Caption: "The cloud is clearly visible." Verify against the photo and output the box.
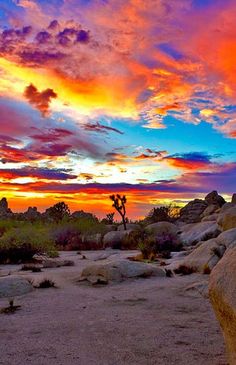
[0,167,77,180]
[24,83,57,116]
[163,152,213,170]
[83,122,123,135]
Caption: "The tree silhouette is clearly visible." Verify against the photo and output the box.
[110,194,127,230]
[46,202,70,223]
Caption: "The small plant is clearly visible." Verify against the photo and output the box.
[38,279,56,288]
[110,194,127,230]
[102,213,115,225]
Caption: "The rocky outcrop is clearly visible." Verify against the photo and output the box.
[0,197,12,217]
[0,276,33,298]
[79,259,165,284]
[217,206,236,231]
[145,222,178,237]
[179,199,207,223]
[175,239,225,273]
[179,221,221,246]
[179,191,225,224]
[205,190,225,207]
[209,247,236,364]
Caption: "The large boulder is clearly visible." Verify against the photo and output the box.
[201,204,219,218]
[179,199,207,223]
[174,239,226,273]
[209,247,236,364]
[179,221,221,246]
[145,222,178,237]
[0,276,33,298]
[217,206,236,231]
[204,190,226,207]
[103,230,132,249]
[215,228,236,248]
[117,223,141,231]
[79,259,165,284]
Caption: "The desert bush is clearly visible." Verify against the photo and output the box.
[37,279,56,288]
[137,232,182,260]
[122,230,144,250]
[0,225,57,264]
[50,218,106,250]
[143,204,181,225]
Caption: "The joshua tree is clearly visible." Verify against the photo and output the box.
[110,194,127,230]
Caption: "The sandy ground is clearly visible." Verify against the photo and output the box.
[0,251,227,365]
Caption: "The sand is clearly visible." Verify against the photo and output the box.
[0,251,227,365]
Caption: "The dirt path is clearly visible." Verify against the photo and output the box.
[0,251,227,365]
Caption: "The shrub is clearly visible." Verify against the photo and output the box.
[122,230,144,250]
[0,225,57,264]
[50,219,106,250]
[144,204,180,225]
[137,231,182,261]
[37,279,56,288]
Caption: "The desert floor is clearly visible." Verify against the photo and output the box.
[0,251,227,365]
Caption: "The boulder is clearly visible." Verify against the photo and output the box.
[231,193,236,204]
[217,206,236,231]
[179,221,221,246]
[209,247,236,364]
[103,230,132,249]
[179,199,207,223]
[205,190,226,207]
[215,228,236,248]
[175,239,226,273]
[0,276,33,298]
[201,204,219,218]
[220,202,235,214]
[117,223,141,231]
[201,213,219,222]
[79,259,165,284]
[40,258,75,268]
[145,222,178,237]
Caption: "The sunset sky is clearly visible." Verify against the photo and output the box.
[0,0,236,219]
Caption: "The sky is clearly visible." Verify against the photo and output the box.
[0,0,236,219]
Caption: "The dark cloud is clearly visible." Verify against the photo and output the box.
[24,83,57,116]
[76,30,90,43]
[35,31,52,44]
[0,167,77,181]
[20,49,65,65]
[83,122,123,135]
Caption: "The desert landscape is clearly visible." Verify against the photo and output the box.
[1,190,236,364]
[1,1,236,364]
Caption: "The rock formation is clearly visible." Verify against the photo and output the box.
[0,197,12,217]
[209,247,236,364]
